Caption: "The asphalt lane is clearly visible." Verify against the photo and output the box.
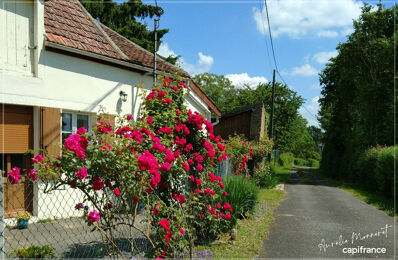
[259,168,396,259]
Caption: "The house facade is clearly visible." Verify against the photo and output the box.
[0,0,220,222]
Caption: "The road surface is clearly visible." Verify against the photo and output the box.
[259,168,396,259]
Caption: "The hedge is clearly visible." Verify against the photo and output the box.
[278,153,294,167]
[355,146,396,200]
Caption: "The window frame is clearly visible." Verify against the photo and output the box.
[61,111,93,140]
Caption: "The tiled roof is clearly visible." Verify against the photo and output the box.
[43,0,220,116]
[44,0,124,60]
[101,24,190,78]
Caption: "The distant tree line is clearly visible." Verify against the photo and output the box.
[193,73,322,161]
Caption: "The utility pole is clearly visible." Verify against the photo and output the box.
[153,18,159,85]
[268,69,276,162]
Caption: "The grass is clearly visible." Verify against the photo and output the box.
[37,217,59,224]
[310,168,396,218]
[196,189,285,258]
[272,165,292,183]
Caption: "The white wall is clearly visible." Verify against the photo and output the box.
[1,0,212,222]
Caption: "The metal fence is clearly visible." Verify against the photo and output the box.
[0,178,151,258]
[0,161,233,258]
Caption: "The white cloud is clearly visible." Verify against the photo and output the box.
[158,42,177,57]
[225,73,268,89]
[299,96,320,126]
[291,64,318,77]
[317,30,339,38]
[313,51,338,64]
[341,27,355,36]
[158,43,214,75]
[253,0,362,38]
[311,84,321,89]
[181,52,214,75]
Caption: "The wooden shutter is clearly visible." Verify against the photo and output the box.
[0,104,33,153]
[40,107,61,157]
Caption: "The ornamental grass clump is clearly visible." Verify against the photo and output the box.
[223,175,259,219]
[9,76,232,259]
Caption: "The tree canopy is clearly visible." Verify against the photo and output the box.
[318,3,397,179]
[80,0,179,64]
[193,73,318,159]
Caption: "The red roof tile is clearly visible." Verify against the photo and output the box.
[43,0,220,116]
[100,24,190,78]
[44,0,123,60]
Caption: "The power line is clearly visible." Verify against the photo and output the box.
[264,0,279,73]
[258,0,273,75]
[263,0,317,121]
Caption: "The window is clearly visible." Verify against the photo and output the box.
[61,112,92,141]
[1,1,34,74]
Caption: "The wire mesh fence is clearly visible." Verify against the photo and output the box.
[0,161,232,258]
[0,177,151,258]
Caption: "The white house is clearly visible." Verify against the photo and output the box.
[0,0,221,222]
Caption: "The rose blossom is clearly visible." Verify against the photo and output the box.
[32,154,43,164]
[8,167,21,184]
[76,167,88,179]
[87,211,100,222]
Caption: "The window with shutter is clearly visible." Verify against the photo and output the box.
[0,0,34,74]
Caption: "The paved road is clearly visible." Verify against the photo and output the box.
[259,168,396,259]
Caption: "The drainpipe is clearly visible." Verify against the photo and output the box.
[212,115,220,126]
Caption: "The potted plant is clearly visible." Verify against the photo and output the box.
[15,211,31,229]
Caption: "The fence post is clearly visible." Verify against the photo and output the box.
[0,171,5,259]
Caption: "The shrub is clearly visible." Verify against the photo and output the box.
[223,175,259,219]
[374,146,395,198]
[226,135,272,175]
[10,245,56,258]
[253,161,278,188]
[294,158,307,166]
[16,76,231,258]
[307,151,321,161]
[355,145,396,200]
[307,159,320,168]
[278,153,294,167]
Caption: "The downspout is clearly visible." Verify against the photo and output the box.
[212,116,220,126]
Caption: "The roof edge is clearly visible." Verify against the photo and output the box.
[75,0,129,60]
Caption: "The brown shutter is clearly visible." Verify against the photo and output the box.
[40,107,61,157]
[99,113,116,130]
[0,105,33,153]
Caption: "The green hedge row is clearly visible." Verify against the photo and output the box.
[354,146,396,200]
[278,153,294,167]
[293,158,320,168]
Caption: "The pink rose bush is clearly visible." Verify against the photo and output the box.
[12,76,233,258]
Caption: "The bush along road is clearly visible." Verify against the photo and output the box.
[259,168,396,259]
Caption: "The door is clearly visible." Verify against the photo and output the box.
[0,104,34,218]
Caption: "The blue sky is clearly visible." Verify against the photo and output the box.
[119,0,393,126]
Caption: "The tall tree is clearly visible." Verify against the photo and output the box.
[194,73,312,156]
[193,73,238,112]
[80,0,169,54]
[307,126,324,153]
[318,3,397,179]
